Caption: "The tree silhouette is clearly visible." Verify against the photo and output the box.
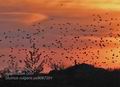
[0,54,19,78]
[24,43,45,74]
[50,61,65,71]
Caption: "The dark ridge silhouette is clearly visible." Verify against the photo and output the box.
[0,63,120,87]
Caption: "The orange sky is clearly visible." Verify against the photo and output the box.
[0,0,120,8]
[1,0,120,12]
[1,0,120,20]
[1,0,120,72]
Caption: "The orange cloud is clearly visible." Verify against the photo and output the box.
[0,12,47,25]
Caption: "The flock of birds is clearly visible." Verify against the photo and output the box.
[0,13,120,70]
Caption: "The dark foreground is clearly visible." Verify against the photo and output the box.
[0,64,120,87]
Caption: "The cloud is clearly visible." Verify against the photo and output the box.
[0,12,47,25]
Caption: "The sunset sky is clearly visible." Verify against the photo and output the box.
[1,0,120,72]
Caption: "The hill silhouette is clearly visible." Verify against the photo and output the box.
[0,63,120,87]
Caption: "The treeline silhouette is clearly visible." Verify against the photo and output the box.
[0,63,120,87]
